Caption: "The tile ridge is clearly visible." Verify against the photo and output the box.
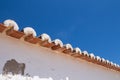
[0,19,120,72]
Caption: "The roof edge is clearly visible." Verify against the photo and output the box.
[0,19,120,72]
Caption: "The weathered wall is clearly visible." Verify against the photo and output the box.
[0,33,120,80]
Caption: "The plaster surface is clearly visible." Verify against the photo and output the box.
[0,33,120,80]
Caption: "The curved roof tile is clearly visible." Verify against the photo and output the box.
[0,19,120,72]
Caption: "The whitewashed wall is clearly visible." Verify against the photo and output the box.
[0,33,120,80]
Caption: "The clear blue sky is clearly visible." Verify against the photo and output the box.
[0,0,120,64]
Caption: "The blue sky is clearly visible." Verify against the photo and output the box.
[0,0,120,64]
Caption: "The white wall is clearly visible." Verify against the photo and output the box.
[0,33,120,80]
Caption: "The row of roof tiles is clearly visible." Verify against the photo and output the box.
[0,19,120,72]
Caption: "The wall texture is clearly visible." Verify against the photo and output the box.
[0,33,120,80]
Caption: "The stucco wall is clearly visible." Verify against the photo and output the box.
[0,33,120,80]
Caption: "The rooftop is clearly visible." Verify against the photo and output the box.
[0,19,120,72]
